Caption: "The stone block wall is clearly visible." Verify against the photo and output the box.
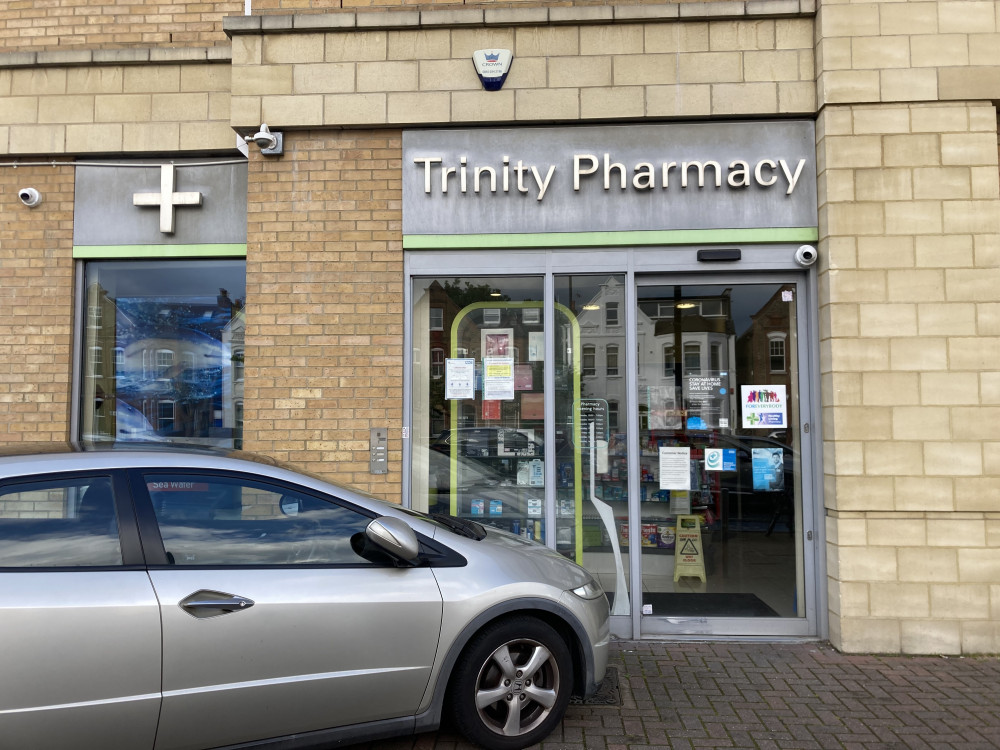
[0,54,234,156]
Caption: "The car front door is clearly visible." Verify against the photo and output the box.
[0,472,161,749]
[130,470,444,750]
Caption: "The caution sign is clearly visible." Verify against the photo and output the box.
[673,515,706,582]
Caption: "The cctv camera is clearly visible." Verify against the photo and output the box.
[18,187,42,207]
[794,244,818,267]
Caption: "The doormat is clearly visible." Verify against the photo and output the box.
[570,666,621,706]
[641,593,779,617]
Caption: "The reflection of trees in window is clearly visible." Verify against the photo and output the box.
[582,345,596,376]
[606,344,619,377]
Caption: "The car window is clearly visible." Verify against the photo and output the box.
[144,474,377,566]
[0,476,122,567]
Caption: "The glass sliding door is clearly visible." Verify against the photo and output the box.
[553,275,631,615]
[410,276,549,539]
[635,281,805,626]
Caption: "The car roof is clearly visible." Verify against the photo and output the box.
[0,442,335,493]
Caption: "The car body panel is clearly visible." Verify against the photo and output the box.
[0,444,611,750]
[150,568,443,750]
[0,570,161,750]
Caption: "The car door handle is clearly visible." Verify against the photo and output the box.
[180,590,255,618]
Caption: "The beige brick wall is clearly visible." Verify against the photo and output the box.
[229,14,817,129]
[241,130,404,501]
[0,164,76,443]
[817,0,1000,106]
[0,1,240,53]
[819,101,1000,654]
[0,60,234,156]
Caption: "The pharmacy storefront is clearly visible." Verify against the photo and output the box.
[403,121,824,639]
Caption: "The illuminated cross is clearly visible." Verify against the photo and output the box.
[132,164,203,234]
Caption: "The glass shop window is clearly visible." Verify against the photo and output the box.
[80,259,246,448]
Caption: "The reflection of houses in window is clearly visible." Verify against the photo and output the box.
[155,349,174,380]
[736,287,794,428]
[638,288,735,430]
[606,344,619,377]
[572,277,628,421]
[768,334,786,373]
[431,347,444,379]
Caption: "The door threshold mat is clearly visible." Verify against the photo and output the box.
[610,592,780,618]
[570,665,621,706]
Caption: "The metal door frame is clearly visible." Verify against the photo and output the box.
[404,246,826,641]
[629,271,821,640]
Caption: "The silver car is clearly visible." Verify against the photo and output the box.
[0,444,610,750]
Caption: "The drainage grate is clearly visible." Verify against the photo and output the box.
[570,665,621,706]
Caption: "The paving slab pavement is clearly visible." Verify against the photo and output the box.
[360,640,1000,750]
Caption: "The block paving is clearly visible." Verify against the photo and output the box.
[362,639,1000,750]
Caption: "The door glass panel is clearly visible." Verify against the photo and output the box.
[0,476,121,567]
[637,284,802,619]
[411,277,549,540]
[555,275,629,615]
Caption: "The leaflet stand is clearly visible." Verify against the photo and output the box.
[589,422,630,616]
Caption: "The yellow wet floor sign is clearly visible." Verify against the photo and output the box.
[673,515,706,582]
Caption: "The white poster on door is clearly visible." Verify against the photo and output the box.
[659,446,691,490]
[445,358,476,400]
[483,357,515,400]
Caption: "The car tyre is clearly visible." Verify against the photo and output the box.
[449,616,573,750]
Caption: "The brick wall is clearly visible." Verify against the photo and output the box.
[242,129,404,501]
[0,163,76,443]
[0,1,241,53]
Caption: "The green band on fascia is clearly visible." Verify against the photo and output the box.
[403,227,818,250]
[73,244,247,259]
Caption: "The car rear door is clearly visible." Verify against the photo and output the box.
[0,471,161,749]
[129,469,444,750]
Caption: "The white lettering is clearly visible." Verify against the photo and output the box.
[780,158,806,195]
[413,156,442,193]
[633,162,655,190]
[514,160,529,193]
[728,160,751,188]
[475,166,497,193]
[574,154,599,190]
[604,154,627,190]
[754,159,777,187]
[681,161,721,188]
[531,164,556,201]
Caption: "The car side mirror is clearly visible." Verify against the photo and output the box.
[364,516,421,565]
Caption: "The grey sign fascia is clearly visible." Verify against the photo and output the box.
[74,159,248,247]
[402,121,817,238]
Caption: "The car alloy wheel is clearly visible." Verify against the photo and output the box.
[450,617,573,750]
